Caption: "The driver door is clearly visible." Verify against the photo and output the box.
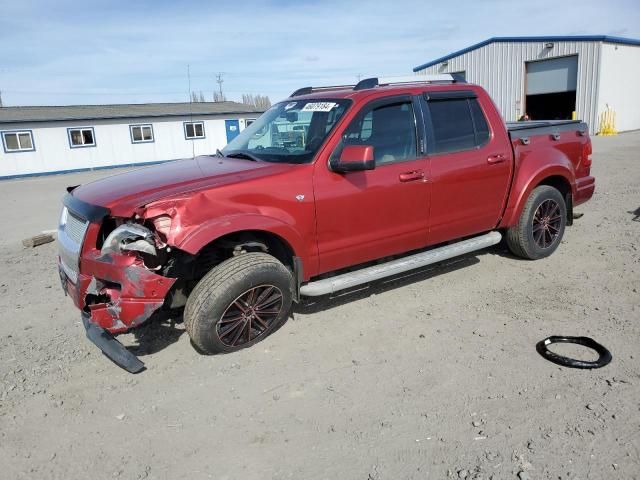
[313,95,430,274]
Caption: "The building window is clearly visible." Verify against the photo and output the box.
[245,119,256,127]
[184,121,205,139]
[130,124,154,143]
[68,127,96,148]
[2,130,35,153]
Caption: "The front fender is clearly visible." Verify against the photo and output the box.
[175,213,315,277]
[177,213,303,254]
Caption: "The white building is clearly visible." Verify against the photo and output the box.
[0,102,263,179]
[413,35,640,134]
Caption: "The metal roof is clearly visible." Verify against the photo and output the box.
[413,35,640,72]
[0,101,264,124]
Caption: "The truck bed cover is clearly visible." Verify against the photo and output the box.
[506,120,588,139]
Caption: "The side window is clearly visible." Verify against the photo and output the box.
[427,99,475,154]
[426,96,490,154]
[469,99,490,145]
[332,100,417,165]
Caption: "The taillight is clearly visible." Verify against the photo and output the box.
[582,139,592,168]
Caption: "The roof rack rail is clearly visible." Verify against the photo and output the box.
[289,74,465,98]
[290,84,355,97]
[354,74,465,90]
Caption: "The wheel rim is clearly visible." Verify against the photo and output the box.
[532,199,562,249]
[217,285,284,347]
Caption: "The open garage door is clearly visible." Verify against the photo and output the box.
[525,55,578,120]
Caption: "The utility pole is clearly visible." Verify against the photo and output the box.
[215,73,224,101]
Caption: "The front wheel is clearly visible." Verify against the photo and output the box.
[184,253,293,354]
[506,185,567,260]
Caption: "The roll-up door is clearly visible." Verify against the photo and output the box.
[524,55,578,121]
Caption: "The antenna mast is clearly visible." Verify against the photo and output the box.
[188,65,195,159]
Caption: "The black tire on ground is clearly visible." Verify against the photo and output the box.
[506,185,567,260]
[184,252,293,354]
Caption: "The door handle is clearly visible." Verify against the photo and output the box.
[487,153,507,164]
[399,170,425,182]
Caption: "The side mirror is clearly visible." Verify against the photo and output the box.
[285,111,298,123]
[331,145,375,172]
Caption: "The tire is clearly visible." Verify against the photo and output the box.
[184,252,293,354]
[506,185,567,260]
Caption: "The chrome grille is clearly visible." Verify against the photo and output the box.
[58,206,90,284]
[65,210,87,244]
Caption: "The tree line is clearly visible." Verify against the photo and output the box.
[190,91,271,109]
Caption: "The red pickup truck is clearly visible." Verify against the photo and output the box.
[57,75,595,372]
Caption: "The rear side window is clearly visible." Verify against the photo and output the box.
[469,100,490,145]
[426,97,490,154]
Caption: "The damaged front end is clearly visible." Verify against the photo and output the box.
[58,193,179,372]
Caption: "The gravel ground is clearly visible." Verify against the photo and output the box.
[0,132,638,480]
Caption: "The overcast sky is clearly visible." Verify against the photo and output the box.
[1,0,639,106]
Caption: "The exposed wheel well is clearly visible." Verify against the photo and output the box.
[536,175,573,224]
[162,231,296,309]
[196,230,295,276]
[538,175,571,198]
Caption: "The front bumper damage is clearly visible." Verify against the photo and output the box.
[59,192,179,372]
[60,240,176,372]
[81,311,145,373]
[80,250,176,332]
[61,252,176,372]
[61,250,176,331]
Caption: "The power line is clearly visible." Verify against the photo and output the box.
[0,89,275,96]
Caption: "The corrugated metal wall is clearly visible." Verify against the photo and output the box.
[416,41,601,133]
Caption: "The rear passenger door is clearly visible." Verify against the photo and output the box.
[422,90,512,244]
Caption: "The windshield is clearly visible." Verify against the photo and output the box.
[222,99,351,164]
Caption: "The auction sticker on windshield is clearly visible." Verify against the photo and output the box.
[301,102,337,112]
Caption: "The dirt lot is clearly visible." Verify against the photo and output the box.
[1,132,639,480]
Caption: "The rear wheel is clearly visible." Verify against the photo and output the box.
[506,185,567,260]
[184,252,293,354]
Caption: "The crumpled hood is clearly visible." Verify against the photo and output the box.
[72,156,292,217]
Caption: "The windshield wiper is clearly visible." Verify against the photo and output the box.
[215,149,224,158]
[225,151,261,162]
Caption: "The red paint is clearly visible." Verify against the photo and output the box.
[65,82,594,334]
[63,223,176,333]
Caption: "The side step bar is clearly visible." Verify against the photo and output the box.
[300,231,502,297]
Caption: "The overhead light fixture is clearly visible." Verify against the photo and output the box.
[545,42,554,49]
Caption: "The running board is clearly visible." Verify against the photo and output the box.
[300,231,502,297]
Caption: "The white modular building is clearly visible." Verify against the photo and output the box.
[413,35,640,134]
[0,102,263,179]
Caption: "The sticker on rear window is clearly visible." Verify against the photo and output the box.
[301,102,337,112]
